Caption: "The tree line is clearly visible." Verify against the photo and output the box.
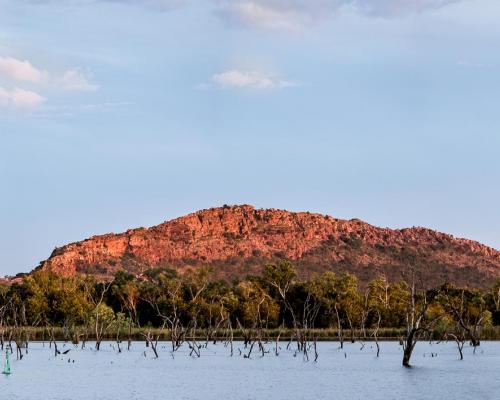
[1,261,499,366]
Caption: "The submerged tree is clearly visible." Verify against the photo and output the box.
[441,285,491,352]
[112,272,139,350]
[400,276,441,367]
[84,279,113,350]
[1,259,499,368]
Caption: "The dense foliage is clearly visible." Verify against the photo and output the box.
[2,262,499,338]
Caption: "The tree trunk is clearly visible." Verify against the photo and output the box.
[402,330,416,367]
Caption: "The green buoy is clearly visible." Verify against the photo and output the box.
[3,349,11,375]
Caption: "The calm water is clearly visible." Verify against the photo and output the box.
[3,341,499,400]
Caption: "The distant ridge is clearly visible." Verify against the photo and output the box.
[36,205,500,287]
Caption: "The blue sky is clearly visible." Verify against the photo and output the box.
[1,0,499,276]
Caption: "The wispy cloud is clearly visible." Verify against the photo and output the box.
[103,0,185,10]
[216,1,319,31]
[457,60,495,68]
[9,0,185,10]
[356,0,462,17]
[203,70,300,90]
[0,56,98,92]
[57,69,99,92]
[10,0,464,24]
[23,101,134,119]
[216,0,464,31]
[0,86,46,110]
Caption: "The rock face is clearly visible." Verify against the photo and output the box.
[38,205,500,287]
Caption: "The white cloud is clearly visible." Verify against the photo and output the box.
[216,0,464,30]
[0,56,48,83]
[58,69,99,92]
[0,86,46,109]
[0,56,98,92]
[0,56,99,110]
[209,70,299,89]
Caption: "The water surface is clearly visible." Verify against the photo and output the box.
[3,341,499,400]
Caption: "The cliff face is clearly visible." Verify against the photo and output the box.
[38,205,500,287]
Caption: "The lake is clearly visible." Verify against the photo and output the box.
[3,341,499,400]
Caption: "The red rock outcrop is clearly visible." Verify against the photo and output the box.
[37,205,500,287]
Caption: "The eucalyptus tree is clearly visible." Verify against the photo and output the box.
[311,272,345,347]
[301,277,325,361]
[263,261,297,327]
[490,280,500,309]
[141,273,186,355]
[234,279,279,357]
[441,285,491,352]
[335,273,362,344]
[83,278,113,351]
[196,280,238,348]
[112,272,139,350]
[367,276,396,356]
[488,279,500,325]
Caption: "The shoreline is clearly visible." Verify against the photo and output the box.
[5,326,500,342]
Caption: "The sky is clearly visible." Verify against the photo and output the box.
[1,0,499,276]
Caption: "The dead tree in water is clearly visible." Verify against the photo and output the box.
[371,310,382,357]
[441,286,486,352]
[445,329,466,360]
[317,272,358,349]
[237,319,252,349]
[47,325,60,357]
[301,290,321,361]
[333,304,344,349]
[243,295,268,359]
[143,277,186,354]
[84,280,113,351]
[401,279,440,367]
[367,276,395,357]
[234,277,279,357]
[5,299,31,360]
[141,321,166,358]
[186,315,202,358]
[113,313,129,353]
[199,292,231,348]
[0,299,12,351]
[264,262,301,353]
[221,318,234,356]
[112,278,139,351]
[360,288,371,341]
[274,323,284,356]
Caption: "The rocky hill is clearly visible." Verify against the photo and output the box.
[36,205,500,287]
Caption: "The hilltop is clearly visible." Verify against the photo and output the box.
[36,205,500,287]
